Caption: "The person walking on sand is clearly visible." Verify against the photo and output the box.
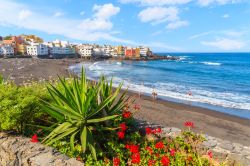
[138,82,144,99]
[152,89,158,100]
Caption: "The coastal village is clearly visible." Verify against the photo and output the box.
[0,35,153,59]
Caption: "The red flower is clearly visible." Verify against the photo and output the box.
[155,153,160,157]
[125,144,131,149]
[117,131,125,139]
[119,123,127,131]
[161,156,170,166]
[184,121,194,128]
[146,146,153,154]
[155,141,164,149]
[131,152,140,164]
[122,111,132,119]
[133,104,141,110]
[125,144,130,149]
[30,134,39,143]
[155,127,162,133]
[148,159,156,166]
[126,144,139,153]
[187,156,193,161]
[170,149,175,156]
[76,156,82,161]
[207,151,213,158]
[146,127,152,135]
[113,157,120,166]
[129,144,139,153]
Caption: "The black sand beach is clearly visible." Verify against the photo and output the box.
[1,58,249,146]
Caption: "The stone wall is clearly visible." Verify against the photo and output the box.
[138,121,250,166]
[0,132,83,166]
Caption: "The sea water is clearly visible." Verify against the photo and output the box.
[69,53,250,119]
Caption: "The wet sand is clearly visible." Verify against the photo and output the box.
[1,58,249,146]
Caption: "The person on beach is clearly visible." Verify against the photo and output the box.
[138,82,144,99]
[187,91,192,96]
[138,91,142,99]
[152,89,158,100]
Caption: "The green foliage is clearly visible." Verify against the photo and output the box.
[41,68,126,160]
[0,74,3,85]
[99,76,129,116]
[0,82,50,134]
[3,35,12,40]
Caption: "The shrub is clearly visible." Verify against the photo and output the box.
[0,74,3,84]
[0,82,50,134]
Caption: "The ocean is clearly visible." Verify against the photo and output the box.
[69,53,250,119]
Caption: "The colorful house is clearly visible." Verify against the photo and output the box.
[135,48,140,58]
[17,44,27,55]
[116,45,124,56]
[3,36,24,55]
[125,48,136,57]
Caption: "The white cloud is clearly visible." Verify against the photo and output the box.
[18,9,32,20]
[120,0,192,6]
[189,30,244,40]
[189,31,214,39]
[138,7,179,24]
[0,1,132,43]
[78,18,113,31]
[222,14,229,18]
[93,4,120,19]
[148,41,183,51]
[166,20,189,29]
[201,38,246,50]
[197,0,241,6]
[77,4,120,32]
[53,12,64,17]
[80,11,85,16]
[151,30,163,36]
[121,0,244,6]
[222,30,244,37]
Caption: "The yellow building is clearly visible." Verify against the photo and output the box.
[135,48,140,58]
[17,44,27,56]
[116,45,124,56]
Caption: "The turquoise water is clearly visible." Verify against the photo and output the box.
[70,53,250,119]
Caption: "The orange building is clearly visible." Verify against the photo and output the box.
[3,36,24,55]
[125,48,136,57]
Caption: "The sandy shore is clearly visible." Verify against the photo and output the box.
[0,58,79,84]
[0,58,249,146]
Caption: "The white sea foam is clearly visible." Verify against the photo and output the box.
[70,61,250,113]
[201,62,221,66]
[111,79,250,111]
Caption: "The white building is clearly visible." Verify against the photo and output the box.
[45,41,75,57]
[77,45,93,58]
[103,45,112,57]
[27,43,48,57]
[139,46,150,57]
[0,44,14,57]
[93,47,106,57]
[110,48,118,57]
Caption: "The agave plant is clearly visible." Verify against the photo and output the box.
[41,68,124,160]
[98,76,129,117]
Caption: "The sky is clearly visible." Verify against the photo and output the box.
[0,0,250,52]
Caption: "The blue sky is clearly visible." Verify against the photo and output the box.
[0,0,250,52]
